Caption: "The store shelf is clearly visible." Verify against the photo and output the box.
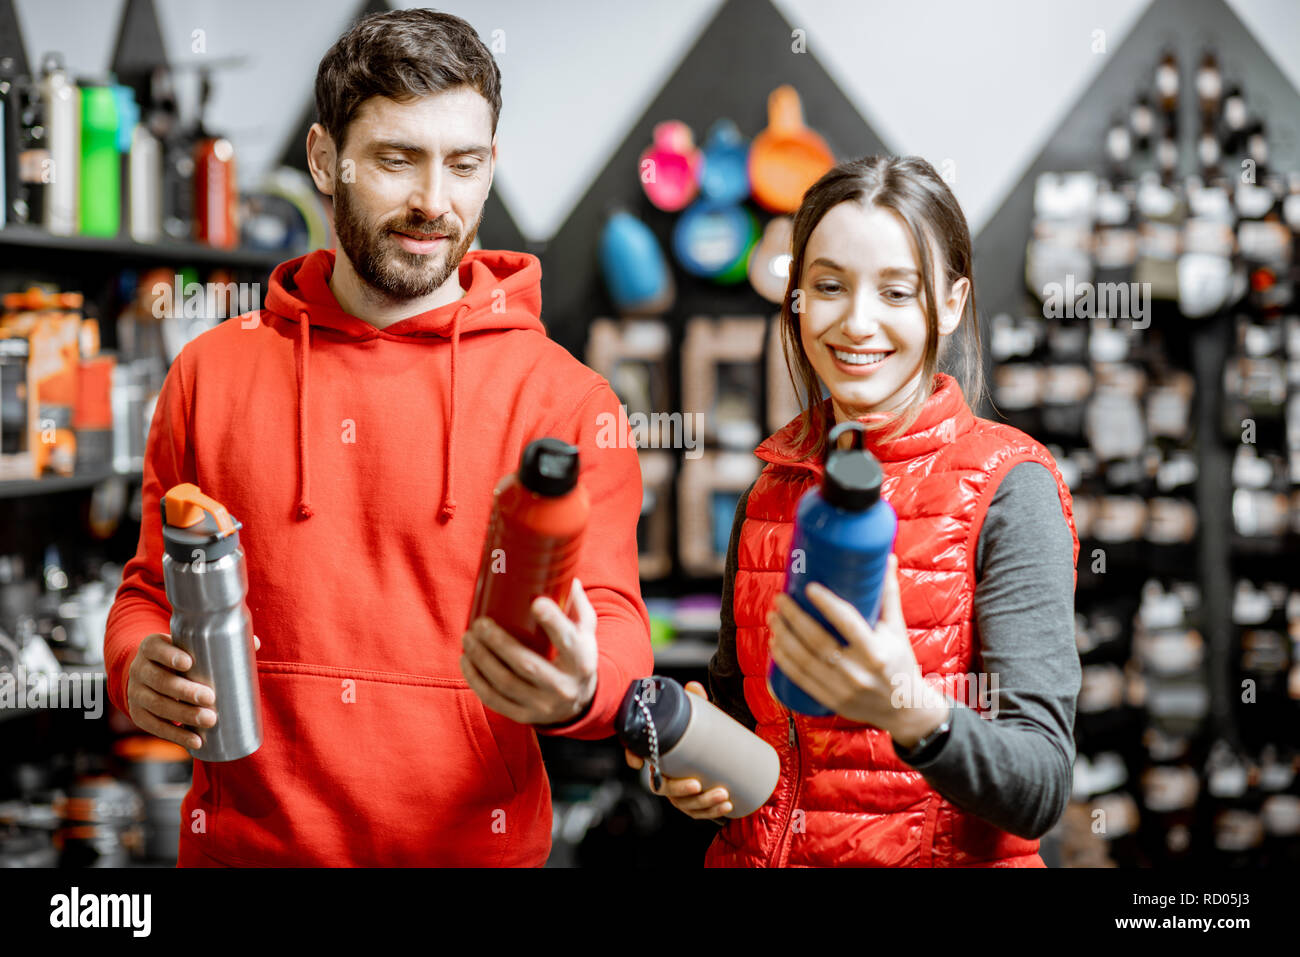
[1230,533,1297,556]
[0,469,143,500]
[0,224,295,271]
[651,640,716,668]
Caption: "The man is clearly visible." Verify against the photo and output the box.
[103,8,652,867]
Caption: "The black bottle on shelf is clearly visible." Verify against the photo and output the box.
[1105,112,1134,181]
[1221,84,1249,154]
[1156,116,1179,186]
[144,64,194,242]
[1130,93,1156,152]
[9,68,46,226]
[1154,49,1180,119]
[1197,118,1222,179]
[1244,120,1269,180]
[0,56,24,228]
[1204,739,1268,867]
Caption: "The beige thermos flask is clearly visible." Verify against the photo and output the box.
[616,676,780,818]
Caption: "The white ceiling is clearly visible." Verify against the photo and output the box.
[11,0,1300,241]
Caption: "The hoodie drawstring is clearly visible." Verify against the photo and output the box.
[295,309,314,520]
[438,303,469,523]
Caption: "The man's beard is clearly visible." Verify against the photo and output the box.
[333,180,483,302]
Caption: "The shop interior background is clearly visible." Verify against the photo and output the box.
[1,0,1299,867]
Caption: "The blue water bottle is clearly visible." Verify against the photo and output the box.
[768,421,898,716]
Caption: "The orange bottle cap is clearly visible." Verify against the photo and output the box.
[161,483,236,535]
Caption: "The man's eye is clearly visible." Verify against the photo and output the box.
[453,162,479,174]
[381,158,409,169]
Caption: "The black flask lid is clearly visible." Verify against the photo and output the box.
[519,437,580,496]
[822,421,883,511]
[615,676,691,757]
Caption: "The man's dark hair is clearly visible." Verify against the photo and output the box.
[315,8,502,152]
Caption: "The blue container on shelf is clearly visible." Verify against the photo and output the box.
[599,209,674,314]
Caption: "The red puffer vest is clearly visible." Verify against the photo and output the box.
[704,372,1079,867]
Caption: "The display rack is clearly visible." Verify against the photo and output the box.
[0,0,293,639]
[972,0,1300,866]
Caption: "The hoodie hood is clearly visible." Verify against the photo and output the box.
[263,247,544,523]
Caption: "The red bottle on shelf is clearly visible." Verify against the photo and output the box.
[193,69,237,248]
[468,438,589,659]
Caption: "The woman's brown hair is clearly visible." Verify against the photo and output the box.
[780,155,985,460]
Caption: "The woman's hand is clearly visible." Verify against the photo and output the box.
[623,681,734,820]
[767,554,949,745]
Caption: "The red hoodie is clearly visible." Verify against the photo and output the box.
[103,248,653,866]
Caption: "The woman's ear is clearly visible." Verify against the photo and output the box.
[939,276,971,336]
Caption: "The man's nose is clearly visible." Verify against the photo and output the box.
[408,166,453,221]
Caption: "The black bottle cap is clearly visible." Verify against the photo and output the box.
[519,437,580,496]
[615,676,691,757]
[822,421,883,511]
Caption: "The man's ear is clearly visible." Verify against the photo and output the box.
[305,123,338,197]
[939,276,970,336]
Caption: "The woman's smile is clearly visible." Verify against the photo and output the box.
[828,344,895,375]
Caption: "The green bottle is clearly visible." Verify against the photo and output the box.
[79,81,120,237]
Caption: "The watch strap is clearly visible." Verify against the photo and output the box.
[895,713,952,763]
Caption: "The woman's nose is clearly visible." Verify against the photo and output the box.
[841,298,883,339]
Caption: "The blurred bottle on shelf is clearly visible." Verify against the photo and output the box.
[38,54,78,236]
[0,56,26,228]
[1195,50,1222,125]
[193,68,238,249]
[77,79,119,238]
[144,64,194,243]
[128,102,162,244]
[1154,49,1179,121]
[111,269,172,474]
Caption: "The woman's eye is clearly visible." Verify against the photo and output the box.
[886,289,915,301]
[815,281,843,295]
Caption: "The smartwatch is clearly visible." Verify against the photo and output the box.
[894,712,953,764]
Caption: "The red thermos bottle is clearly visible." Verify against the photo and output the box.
[193,69,236,248]
[468,438,589,659]
[194,135,236,248]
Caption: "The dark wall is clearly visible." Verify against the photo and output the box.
[531,0,889,357]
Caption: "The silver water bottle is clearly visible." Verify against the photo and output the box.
[38,53,78,236]
[128,122,162,243]
[160,483,262,762]
[616,676,780,818]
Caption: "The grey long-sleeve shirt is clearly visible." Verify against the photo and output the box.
[707,460,1081,842]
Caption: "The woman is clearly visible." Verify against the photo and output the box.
[630,155,1081,867]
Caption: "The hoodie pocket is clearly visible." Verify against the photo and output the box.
[188,661,521,866]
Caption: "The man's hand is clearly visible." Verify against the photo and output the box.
[126,631,261,750]
[460,577,599,726]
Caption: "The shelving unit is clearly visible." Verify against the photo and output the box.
[0,0,302,688]
[0,469,143,501]
[0,224,289,271]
